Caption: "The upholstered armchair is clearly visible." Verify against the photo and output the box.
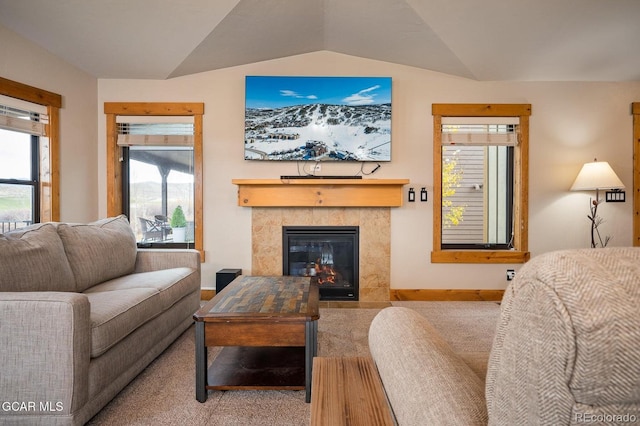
[369,248,640,425]
[486,247,640,424]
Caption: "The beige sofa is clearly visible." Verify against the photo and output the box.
[0,215,201,426]
[369,248,640,425]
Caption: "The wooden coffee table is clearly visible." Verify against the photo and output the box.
[194,275,320,403]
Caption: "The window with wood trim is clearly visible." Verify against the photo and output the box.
[0,123,40,231]
[0,77,61,228]
[633,102,640,246]
[105,102,205,260]
[432,104,530,263]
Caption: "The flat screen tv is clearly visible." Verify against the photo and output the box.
[244,76,392,161]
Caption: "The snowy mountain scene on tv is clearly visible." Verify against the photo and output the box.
[244,76,392,161]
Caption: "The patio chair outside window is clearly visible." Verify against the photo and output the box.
[139,217,163,242]
[154,215,172,240]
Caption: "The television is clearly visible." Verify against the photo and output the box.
[244,76,392,162]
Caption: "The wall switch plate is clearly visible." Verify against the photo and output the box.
[605,190,625,202]
[408,188,415,202]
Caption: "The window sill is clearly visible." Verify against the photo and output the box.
[136,243,205,262]
[431,250,530,264]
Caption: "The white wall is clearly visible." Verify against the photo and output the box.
[97,52,639,291]
[0,24,98,222]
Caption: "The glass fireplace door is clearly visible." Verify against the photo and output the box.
[283,226,359,301]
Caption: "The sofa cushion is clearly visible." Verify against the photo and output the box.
[57,215,137,292]
[84,267,199,358]
[84,287,161,358]
[0,223,76,292]
[84,267,198,312]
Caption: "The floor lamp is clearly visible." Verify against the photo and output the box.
[570,159,624,248]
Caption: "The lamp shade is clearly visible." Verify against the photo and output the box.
[570,160,625,191]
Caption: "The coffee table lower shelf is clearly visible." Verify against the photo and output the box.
[206,346,306,390]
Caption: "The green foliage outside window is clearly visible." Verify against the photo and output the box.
[442,157,465,228]
[170,205,187,228]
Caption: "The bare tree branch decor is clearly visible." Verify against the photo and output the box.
[587,197,611,248]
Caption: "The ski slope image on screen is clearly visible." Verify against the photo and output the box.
[244,76,392,162]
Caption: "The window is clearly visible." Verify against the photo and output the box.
[432,104,530,263]
[120,121,195,247]
[0,77,61,231]
[105,103,205,259]
[634,102,640,246]
[441,123,515,249]
[0,126,39,231]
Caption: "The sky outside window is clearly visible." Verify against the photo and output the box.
[0,129,31,180]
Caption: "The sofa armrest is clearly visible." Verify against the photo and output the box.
[369,307,487,426]
[0,292,91,418]
[134,249,201,273]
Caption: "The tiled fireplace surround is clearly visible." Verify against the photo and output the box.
[250,207,391,302]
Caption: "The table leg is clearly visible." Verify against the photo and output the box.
[195,321,208,402]
[305,320,318,403]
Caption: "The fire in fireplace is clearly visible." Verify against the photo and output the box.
[282,226,359,301]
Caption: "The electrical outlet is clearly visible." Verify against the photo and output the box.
[506,269,516,281]
[312,163,321,172]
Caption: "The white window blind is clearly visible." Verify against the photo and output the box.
[441,117,520,146]
[0,100,48,137]
[116,117,194,147]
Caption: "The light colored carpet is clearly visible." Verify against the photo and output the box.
[87,301,500,425]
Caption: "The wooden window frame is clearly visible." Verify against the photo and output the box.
[431,104,531,263]
[0,77,61,222]
[633,103,640,246]
[105,102,205,260]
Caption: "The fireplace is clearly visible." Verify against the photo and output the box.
[251,207,390,302]
[283,226,359,301]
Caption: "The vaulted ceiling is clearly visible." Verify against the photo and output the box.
[1,0,639,81]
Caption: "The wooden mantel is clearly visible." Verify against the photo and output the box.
[232,179,410,207]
